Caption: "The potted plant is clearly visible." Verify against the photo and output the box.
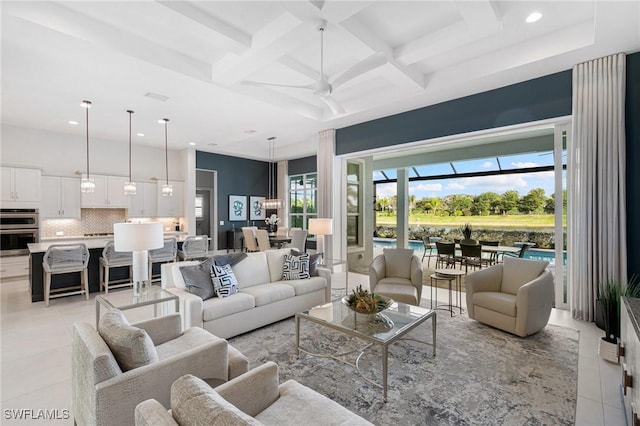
[597,276,640,363]
[459,223,474,243]
[265,214,280,234]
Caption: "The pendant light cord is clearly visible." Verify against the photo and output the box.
[127,110,133,182]
[164,119,169,185]
[84,100,91,179]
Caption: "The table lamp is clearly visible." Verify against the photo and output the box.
[114,222,163,296]
[308,218,333,259]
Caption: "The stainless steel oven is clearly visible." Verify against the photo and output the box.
[0,209,39,256]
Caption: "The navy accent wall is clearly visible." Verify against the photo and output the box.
[289,155,317,175]
[626,52,640,279]
[336,70,572,155]
[196,151,270,249]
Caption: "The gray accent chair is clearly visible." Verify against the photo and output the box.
[72,313,248,426]
[369,248,423,306]
[134,362,373,425]
[465,256,554,337]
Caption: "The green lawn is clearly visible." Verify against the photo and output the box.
[376,213,565,229]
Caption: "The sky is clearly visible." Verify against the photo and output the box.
[374,152,566,199]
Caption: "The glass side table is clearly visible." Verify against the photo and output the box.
[317,258,349,295]
[95,287,180,327]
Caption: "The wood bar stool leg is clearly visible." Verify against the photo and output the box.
[104,266,110,294]
[44,270,51,307]
[83,268,89,300]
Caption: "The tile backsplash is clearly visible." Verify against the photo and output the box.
[41,209,181,238]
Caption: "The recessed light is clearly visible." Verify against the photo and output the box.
[526,12,542,23]
[136,133,144,137]
[189,142,196,146]
[208,143,217,146]
[68,120,78,125]
[244,129,256,134]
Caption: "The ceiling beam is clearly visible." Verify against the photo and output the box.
[4,1,212,82]
[157,1,252,49]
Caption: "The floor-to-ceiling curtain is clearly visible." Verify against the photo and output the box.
[318,129,336,261]
[568,53,627,321]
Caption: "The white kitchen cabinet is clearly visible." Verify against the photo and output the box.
[127,182,157,218]
[157,181,184,217]
[621,297,640,424]
[41,176,81,218]
[81,175,129,208]
[1,167,41,207]
[0,255,29,280]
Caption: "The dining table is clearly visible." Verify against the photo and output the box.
[269,236,291,249]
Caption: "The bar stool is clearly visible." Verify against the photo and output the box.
[99,241,133,294]
[148,238,177,283]
[177,235,209,260]
[42,243,90,307]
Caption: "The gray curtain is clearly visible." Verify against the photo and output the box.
[568,53,627,321]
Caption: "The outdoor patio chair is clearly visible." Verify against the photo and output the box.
[435,241,456,269]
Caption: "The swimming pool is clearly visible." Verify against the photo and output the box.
[372,238,566,265]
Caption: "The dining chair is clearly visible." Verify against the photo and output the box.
[479,240,500,265]
[242,228,259,252]
[460,243,487,273]
[435,241,456,269]
[285,229,308,252]
[276,227,289,238]
[421,236,440,267]
[255,229,272,251]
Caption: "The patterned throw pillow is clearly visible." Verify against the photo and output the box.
[210,264,239,298]
[282,253,310,280]
[290,249,320,277]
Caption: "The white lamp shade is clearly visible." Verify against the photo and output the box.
[309,218,333,236]
[113,222,164,252]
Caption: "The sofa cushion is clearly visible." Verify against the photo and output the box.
[241,283,295,307]
[98,309,158,372]
[290,250,320,277]
[231,252,271,288]
[171,261,202,289]
[171,374,262,426]
[180,258,216,300]
[282,253,310,280]
[473,292,517,317]
[264,249,290,282]
[275,276,326,297]
[383,248,413,279]
[203,293,256,322]
[155,327,220,360]
[501,257,548,295]
[211,264,239,298]
[255,379,372,425]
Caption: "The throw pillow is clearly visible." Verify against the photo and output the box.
[282,253,310,280]
[179,258,216,300]
[211,264,239,298]
[98,309,158,372]
[290,249,320,277]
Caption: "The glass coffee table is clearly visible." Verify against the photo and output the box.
[95,287,179,327]
[295,299,436,402]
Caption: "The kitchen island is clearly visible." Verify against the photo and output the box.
[28,234,187,303]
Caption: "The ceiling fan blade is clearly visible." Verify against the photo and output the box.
[331,51,387,90]
[241,80,315,90]
[320,95,345,115]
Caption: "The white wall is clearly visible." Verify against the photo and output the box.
[1,124,185,181]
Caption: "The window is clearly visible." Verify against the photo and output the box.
[289,173,317,230]
[195,195,204,219]
[347,161,362,248]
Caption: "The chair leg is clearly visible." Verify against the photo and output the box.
[44,271,51,307]
[83,268,89,300]
[99,264,104,292]
[104,267,109,294]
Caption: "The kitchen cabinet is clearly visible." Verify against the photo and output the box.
[41,176,81,218]
[157,181,184,217]
[0,255,29,280]
[81,175,129,208]
[127,182,157,218]
[1,167,41,207]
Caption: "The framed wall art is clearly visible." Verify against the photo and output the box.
[229,195,247,221]
[250,196,266,220]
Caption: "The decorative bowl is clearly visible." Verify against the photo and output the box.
[342,285,393,315]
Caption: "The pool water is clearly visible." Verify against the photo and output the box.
[373,238,566,265]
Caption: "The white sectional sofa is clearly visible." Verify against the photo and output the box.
[162,249,331,339]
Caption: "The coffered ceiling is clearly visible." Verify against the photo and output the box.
[2,1,639,161]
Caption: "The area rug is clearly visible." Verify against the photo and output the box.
[229,301,579,426]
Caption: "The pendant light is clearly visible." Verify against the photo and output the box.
[124,110,137,195]
[263,136,283,209]
[80,100,95,193]
[159,118,173,196]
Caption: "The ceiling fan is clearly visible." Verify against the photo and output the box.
[241,19,387,116]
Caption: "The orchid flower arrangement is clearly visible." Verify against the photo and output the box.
[265,214,280,226]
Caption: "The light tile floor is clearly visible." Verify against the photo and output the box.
[0,271,627,425]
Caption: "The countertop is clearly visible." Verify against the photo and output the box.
[29,232,189,253]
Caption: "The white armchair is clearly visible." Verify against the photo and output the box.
[369,248,423,305]
[72,311,248,426]
[465,256,554,337]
